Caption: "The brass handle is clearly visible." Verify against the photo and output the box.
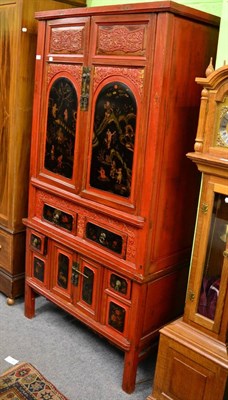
[72,265,88,279]
[223,250,228,258]
[0,244,2,249]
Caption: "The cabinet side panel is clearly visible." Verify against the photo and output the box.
[148,15,219,271]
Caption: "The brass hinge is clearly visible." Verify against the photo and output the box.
[188,290,195,302]
[80,67,91,111]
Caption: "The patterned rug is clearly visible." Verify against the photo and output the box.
[0,362,68,399]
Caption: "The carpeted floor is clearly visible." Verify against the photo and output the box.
[0,293,157,400]
[0,362,67,399]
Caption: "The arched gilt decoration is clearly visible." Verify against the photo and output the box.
[44,77,78,179]
[93,67,144,97]
[47,64,82,85]
[89,81,137,198]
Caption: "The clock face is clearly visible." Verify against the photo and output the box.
[218,109,228,146]
[216,99,228,148]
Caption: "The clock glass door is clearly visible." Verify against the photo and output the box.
[197,192,228,324]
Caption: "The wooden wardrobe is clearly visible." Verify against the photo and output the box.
[23,1,219,393]
[0,0,86,304]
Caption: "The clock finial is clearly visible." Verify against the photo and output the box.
[205,57,214,77]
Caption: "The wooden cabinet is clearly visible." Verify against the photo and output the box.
[148,64,228,400]
[23,2,219,393]
[0,0,86,304]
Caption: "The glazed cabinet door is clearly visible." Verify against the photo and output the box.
[31,16,91,193]
[81,14,156,212]
[185,177,228,342]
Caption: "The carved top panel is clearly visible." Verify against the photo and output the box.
[96,25,146,56]
[50,26,85,54]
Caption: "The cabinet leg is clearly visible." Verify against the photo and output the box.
[122,348,139,394]
[24,284,35,318]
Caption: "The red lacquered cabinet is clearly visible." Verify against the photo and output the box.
[23,2,219,393]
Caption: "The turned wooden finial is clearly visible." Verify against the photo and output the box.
[205,57,214,77]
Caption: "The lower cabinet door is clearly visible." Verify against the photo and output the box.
[50,241,74,302]
[50,240,102,320]
[74,256,102,320]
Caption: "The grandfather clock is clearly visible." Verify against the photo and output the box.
[148,62,228,400]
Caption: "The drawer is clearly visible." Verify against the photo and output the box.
[35,190,77,234]
[0,229,12,271]
[106,270,131,300]
[85,220,127,258]
[29,230,48,256]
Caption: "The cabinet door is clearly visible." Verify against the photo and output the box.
[32,17,90,192]
[82,14,156,211]
[50,241,74,302]
[185,179,228,341]
[74,257,102,320]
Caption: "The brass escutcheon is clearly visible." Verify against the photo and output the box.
[201,202,208,214]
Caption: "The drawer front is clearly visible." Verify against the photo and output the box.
[85,220,127,258]
[0,230,11,271]
[106,270,131,300]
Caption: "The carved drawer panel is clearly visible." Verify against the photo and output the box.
[85,220,127,258]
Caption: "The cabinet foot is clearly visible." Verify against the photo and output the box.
[7,297,15,306]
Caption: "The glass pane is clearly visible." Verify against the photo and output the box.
[89,82,137,198]
[198,194,228,320]
[82,267,94,305]
[57,253,69,289]
[44,77,77,178]
[34,257,45,282]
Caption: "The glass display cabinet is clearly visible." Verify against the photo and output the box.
[148,63,228,400]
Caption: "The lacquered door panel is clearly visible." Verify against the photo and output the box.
[81,14,156,212]
[32,17,91,193]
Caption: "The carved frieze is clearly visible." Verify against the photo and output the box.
[50,27,84,54]
[47,64,82,84]
[97,25,145,56]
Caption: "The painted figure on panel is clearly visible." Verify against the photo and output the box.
[44,77,77,179]
[90,82,137,197]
